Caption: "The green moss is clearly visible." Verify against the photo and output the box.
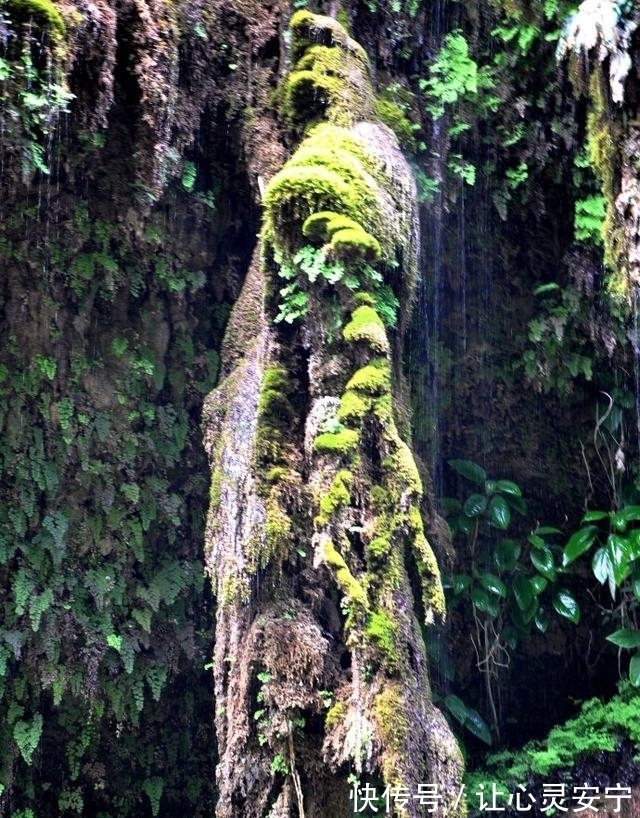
[353,291,376,307]
[329,227,380,262]
[257,366,292,423]
[321,538,368,609]
[346,360,391,396]
[317,469,353,526]
[467,682,640,809]
[342,305,390,354]
[256,365,294,465]
[325,700,347,728]
[374,685,410,775]
[337,389,371,424]
[365,610,400,671]
[209,468,223,510]
[6,0,66,38]
[302,210,364,242]
[285,13,373,127]
[373,98,417,152]
[382,439,422,495]
[313,428,359,457]
[366,534,392,560]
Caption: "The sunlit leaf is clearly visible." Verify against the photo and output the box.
[534,606,550,633]
[478,572,507,598]
[463,494,487,517]
[495,479,522,497]
[529,575,548,595]
[488,495,510,529]
[530,546,557,581]
[606,628,640,649]
[580,510,608,523]
[553,589,580,624]
[563,525,598,565]
[464,708,493,745]
[471,586,499,617]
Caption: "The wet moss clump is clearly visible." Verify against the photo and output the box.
[6,0,66,38]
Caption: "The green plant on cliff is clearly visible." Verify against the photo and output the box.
[563,499,640,686]
[443,458,579,739]
[0,8,74,176]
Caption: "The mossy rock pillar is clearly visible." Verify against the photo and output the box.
[202,12,463,818]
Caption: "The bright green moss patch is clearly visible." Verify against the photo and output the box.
[285,12,373,127]
[302,210,363,242]
[321,538,368,608]
[346,360,391,396]
[412,527,446,623]
[325,700,347,728]
[329,227,380,262]
[342,305,390,354]
[337,389,371,424]
[317,469,353,525]
[365,610,399,671]
[313,428,359,457]
[382,439,422,495]
[6,0,66,38]
[466,681,640,810]
[373,98,417,152]
[366,534,392,560]
[302,210,381,262]
[374,685,410,777]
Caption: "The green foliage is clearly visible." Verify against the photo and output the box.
[443,694,492,745]
[520,280,597,394]
[563,502,640,684]
[0,11,74,176]
[467,681,640,808]
[574,194,605,244]
[443,459,578,738]
[420,32,480,120]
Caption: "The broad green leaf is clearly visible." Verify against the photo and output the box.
[530,546,557,581]
[528,533,545,550]
[535,526,562,535]
[493,539,521,572]
[607,534,633,586]
[614,505,640,524]
[534,606,550,633]
[606,628,640,649]
[553,589,580,624]
[520,596,539,625]
[630,653,640,686]
[495,479,522,497]
[529,575,548,595]
[464,493,487,517]
[580,510,608,523]
[464,708,493,745]
[478,572,507,598]
[512,575,533,611]
[484,479,497,495]
[452,574,472,595]
[444,694,468,724]
[440,497,462,515]
[505,494,527,515]
[471,586,499,617]
[488,495,511,529]
[563,525,598,565]
[448,459,486,484]
[592,547,613,587]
